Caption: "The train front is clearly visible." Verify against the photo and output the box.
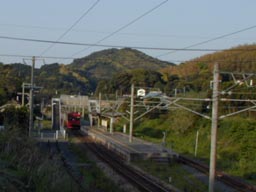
[65,112,81,130]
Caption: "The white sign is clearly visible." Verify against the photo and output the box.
[137,89,146,97]
[101,120,108,127]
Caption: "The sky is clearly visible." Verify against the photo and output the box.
[0,0,256,67]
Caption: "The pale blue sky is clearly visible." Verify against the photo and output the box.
[0,0,255,67]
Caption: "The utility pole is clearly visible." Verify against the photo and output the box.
[129,84,134,143]
[98,92,101,128]
[194,130,199,157]
[29,56,35,137]
[209,63,220,192]
[22,83,25,106]
[22,83,30,107]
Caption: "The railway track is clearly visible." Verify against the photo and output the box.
[54,140,86,191]
[70,130,256,192]
[178,155,256,192]
[73,131,177,192]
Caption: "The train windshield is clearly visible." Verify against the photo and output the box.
[68,113,81,121]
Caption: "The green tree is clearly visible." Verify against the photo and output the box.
[3,106,29,135]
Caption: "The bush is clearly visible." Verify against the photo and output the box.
[3,106,29,135]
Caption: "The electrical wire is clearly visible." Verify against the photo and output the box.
[2,47,256,65]
[163,45,256,64]
[3,23,253,41]
[0,53,74,60]
[2,35,256,52]
[40,0,100,56]
[70,0,169,57]
[156,24,256,58]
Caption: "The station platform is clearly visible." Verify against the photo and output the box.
[81,126,178,162]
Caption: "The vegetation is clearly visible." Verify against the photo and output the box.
[95,69,166,96]
[134,160,209,192]
[0,48,173,104]
[0,107,124,191]
[2,106,29,135]
[68,136,125,191]
[0,107,81,191]
[129,109,256,185]
[1,44,256,187]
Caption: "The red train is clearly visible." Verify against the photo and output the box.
[65,112,81,129]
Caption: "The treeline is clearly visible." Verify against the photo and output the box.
[1,45,256,106]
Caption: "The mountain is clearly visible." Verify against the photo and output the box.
[164,44,256,76]
[68,48,173,80]
[160,44,256,91]
[0,48,174,104]
[2,44,256,105]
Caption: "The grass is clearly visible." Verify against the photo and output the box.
[116,107,256,186]
[0,130,82,192]
[133,159,209,192]
[40,120,52,129]
[68,136,125,192]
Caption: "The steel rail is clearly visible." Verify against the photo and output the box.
[178,155,256,192]
[74,131,176,192]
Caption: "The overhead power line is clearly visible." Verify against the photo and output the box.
[157,24,256,58]
[40,0,100,56]
[70,0,169,57]
[2,35,256,52]
[0,53,74,60]
[3,23,253,41]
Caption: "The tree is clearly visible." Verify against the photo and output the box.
[3,106,29,135]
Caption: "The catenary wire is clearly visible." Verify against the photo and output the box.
[2,35,256,52]
[156,24,256,58]
[40,0,100,56]
[2,23,253,41]
[2,53,256,64]
[70,0,169,57]
[0,54,74,60]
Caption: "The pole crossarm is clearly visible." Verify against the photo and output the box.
[221,72,255,92]
[220,98,256,102]
[135,94,256,121]
[157,96,212,119]
[219,105,256,119]
[220,71,256,76]
[166,97,212,102]
[172,102,211,119]
[134,102,164,121]
[120,113,129,121]
[160,97,181,109]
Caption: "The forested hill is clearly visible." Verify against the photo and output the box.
[163,44,256,78]
[160,44,256,91]
[2,44,256,105]
[68,48,173,80]
[0,48,174,104]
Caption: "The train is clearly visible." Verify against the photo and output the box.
[65,112,81,130]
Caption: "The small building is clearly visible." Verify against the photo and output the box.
[137,88,146,97]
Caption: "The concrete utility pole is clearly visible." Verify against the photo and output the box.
[129,84,134,142]
[98,92,101,128]
[22,83,25,106]
[194,130,199,157]
[29,56,35,137]
[209,63,220,192]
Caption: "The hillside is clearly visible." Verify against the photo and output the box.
[0,63,31,104]
[2,44,256,104]
[0,48,174,104]
[163,44,256,76]
[2,45,256,104]
[68,48,173,80]
[160,44,256,91]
